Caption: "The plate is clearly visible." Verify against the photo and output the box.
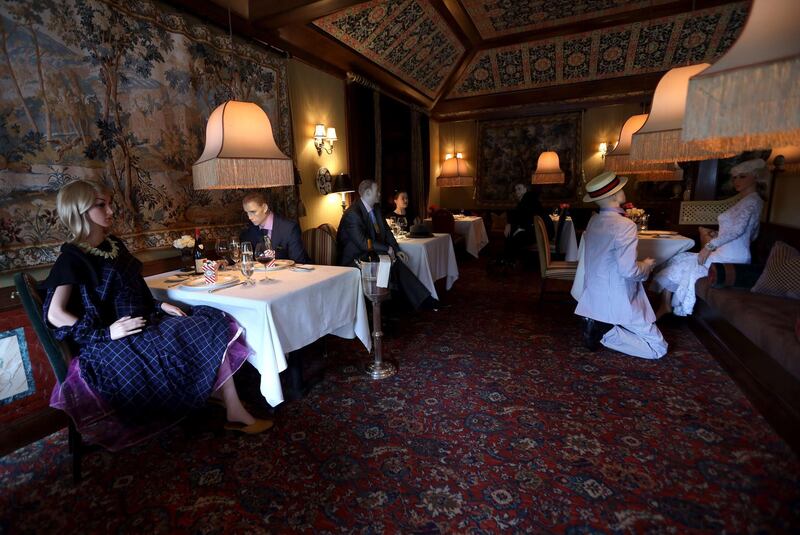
[180,274,239,290]
[639,230,677,235]
[264,259,295,271]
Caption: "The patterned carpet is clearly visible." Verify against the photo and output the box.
[2,259,799,533]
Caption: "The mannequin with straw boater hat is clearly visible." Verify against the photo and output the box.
[574,171,667,359]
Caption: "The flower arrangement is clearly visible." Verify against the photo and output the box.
[427,204,438,217]
[559,203,570,210]
[172,234,195,249]
[623,203,648,230]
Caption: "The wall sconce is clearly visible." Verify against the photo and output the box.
[598,142,610,159]
[313,123,337,155]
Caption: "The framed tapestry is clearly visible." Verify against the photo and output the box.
[476,112,581,208]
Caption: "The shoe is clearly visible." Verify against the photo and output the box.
[224,418,273,434]
[582,318,611,352]
[432,301,452,311]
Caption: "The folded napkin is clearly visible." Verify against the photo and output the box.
[377,255,391,288]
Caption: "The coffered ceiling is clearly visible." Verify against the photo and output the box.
[168,0,749,118]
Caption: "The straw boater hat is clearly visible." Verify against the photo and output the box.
[583,171,629,203]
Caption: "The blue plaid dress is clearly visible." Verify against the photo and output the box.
[44,237,232,420]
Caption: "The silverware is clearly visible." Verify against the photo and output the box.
[208,280,245,293]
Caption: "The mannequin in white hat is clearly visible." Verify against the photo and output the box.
[652,158,765,318]
[574,171,667,359]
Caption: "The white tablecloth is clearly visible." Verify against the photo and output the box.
[423,216,489,258]
[549,215,579,262]
[398,233,459,300]
[146,265,371,407]
[570,232,695,300]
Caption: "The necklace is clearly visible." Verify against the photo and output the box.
[77,237,119,260]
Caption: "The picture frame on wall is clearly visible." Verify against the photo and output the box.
[475,112,581,208]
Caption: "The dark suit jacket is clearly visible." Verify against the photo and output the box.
[240,215,311,264]
[337,200,399,267]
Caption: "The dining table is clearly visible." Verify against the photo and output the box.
[549,215,579,262]
[145,264,371,407]
[570,231,695,300]
[423,215,489,258]
[397,233,459,300]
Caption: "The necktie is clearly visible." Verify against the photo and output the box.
[368,210,380,234]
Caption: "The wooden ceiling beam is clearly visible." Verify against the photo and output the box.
[432,72,663,119]
[477,0,742,49]
[429,0,481,49]
[252,0,369,28]
[265,23,434,108]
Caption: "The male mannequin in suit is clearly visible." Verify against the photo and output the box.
[573,171,667,359]
[337,180,437,310]
[240,193,311,264]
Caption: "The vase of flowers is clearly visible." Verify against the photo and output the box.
[623,203,648,231]
[172,234,195,271]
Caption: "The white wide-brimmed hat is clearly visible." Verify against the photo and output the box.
[730,158,766,177]
[583,171,629,202]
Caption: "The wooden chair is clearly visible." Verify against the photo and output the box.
[533,216,578,301]
[13,272,89,482]
[301,226,337,265]
[317,223,337,241]
[431,209,465,250]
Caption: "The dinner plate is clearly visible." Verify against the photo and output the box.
[639,230,677,235]
[163,274,195,283]
[265,259,295,271]
[180,274,239,290]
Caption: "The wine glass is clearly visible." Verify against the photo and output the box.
[215,239,229,269]
[229,239,241,268]
[239,257,255,286]
[397,216,407,232]
[255,240,276,283]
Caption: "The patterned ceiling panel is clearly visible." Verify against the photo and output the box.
[448,2,748,99]
[462,0,674,39]
[314,0,465,98]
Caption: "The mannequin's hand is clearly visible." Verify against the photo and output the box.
[109,316,146,340]
[697,247,711,265]
[160,302,186,317]
[397,251,409,263]
[642,257,656,274]
[503,224,511,238]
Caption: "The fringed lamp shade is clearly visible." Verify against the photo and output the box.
[531,151,564,184]
[437,154,474,187]
[193,101,294,190]
[633,166,685,182]
[630,64,736,163]
[682,0,800,152]
[768,145,800,174]
[605,114,675,178]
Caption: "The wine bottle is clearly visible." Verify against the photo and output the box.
[361,238,380,262]
[193,228,207,274]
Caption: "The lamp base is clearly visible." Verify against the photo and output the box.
[365,359,397,380]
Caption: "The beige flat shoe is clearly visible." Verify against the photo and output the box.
[224,418,273,434]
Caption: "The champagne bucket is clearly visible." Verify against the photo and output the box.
[356,259,390,302]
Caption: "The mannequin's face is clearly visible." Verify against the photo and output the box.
[362,184,379,205]
[513,184,527,201]
[243,201,269,226]
[615,189,627,204]
[394,192,408,209]
[87,193,113,229]
[732,171,757,192]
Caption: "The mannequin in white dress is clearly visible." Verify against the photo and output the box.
[652,158,765,318]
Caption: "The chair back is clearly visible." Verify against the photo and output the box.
[554,210,568,253]
[679,194,742,225]
[13,272,72,383]
[317,223,337,241]
[302,227,337,265]
[431,209,455,234]
[533,216,552,270]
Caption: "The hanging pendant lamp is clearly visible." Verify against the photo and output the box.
[682,0,800,152]
[605,114,675,179]
[192,100,294,190]
[531,151,564,184]
[630,64,736,164]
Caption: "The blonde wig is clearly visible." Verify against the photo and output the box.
[56,179,112,242]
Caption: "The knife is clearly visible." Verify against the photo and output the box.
[208,280,245,293]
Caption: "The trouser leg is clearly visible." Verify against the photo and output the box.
[601,322,668,359]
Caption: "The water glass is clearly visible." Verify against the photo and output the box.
[240,258,255,286]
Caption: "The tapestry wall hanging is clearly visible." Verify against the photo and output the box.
[0,0,295,274]
[476,113,581,207]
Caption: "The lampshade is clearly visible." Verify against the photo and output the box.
[325,127,338,141]
[193,100,293,190]
[437,154,474,187]
[313,124,327,139]
[605,114,675,178]
[768,145,800,174]
[632,165,685,182]
[630,64,735,164]
[331,172,354,193]
[531,151,564,184]
[682,0,800,152]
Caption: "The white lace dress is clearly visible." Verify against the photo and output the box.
[651,192,763,316]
